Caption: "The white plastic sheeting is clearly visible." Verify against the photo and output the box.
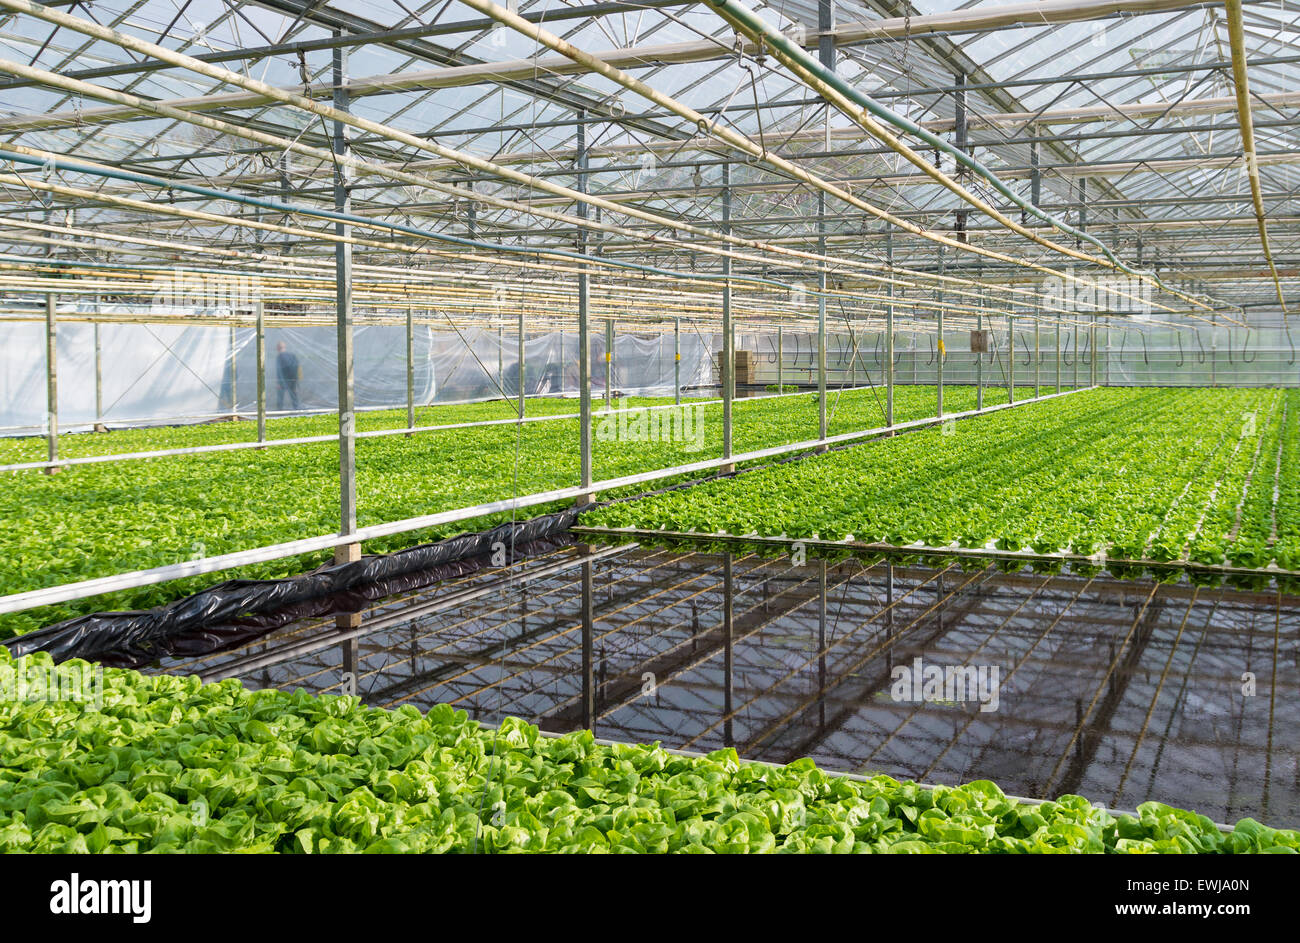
[1,305,715,433]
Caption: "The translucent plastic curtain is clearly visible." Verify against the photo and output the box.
[1,311,716,434]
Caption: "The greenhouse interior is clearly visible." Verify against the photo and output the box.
[0,0,1298,860]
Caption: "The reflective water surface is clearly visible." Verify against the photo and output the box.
[150,542,1300,827]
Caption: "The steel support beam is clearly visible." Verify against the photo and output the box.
[332,39,360,630]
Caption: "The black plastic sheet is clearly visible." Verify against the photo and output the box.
[10,509,579,665]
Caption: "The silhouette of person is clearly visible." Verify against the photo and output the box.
[275,341,301,411]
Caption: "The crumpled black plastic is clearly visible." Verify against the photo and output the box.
[9,509,579,665]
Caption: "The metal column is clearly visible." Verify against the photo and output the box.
[581,558,594,729]
[722,164,734,473]
[723,552,734,748]
[517,308,526,419]
[1105,317,1112,386]
[577,113,593,503]
[1211,313,1218,386]
[976,307,984,411]
[818,558,827,727]
[228,325,237,415]
[44,291,57,474]
[673,316,681,405]
[406,303,415,433]
[255,300,266,444]
[1008,313,1015,403]
[1034,315,1041,398]
[604,319,613,407]
[885,226,894,427]
[93,299,103,429]
[817,192,827,447]
[1056,313,1062,392]
[777,324,783,393]
[332,39,359,603]
[936,247,944,417]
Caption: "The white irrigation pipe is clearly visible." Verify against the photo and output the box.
[0,385,1095,615]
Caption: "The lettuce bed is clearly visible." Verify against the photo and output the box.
[583,388,1299,570]
[1,649,1295,854]
[0,384,1041,638]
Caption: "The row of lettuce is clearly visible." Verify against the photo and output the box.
[583,388,1300,572]
[0,384,1025,638]
[1,648,1294,853]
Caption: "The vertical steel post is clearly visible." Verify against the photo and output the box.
[332,38,359,618]
[93,296,103,427]
[577,112,593,502]
[581,558,594,730]
[406,303,415,433]
[723,552,734,748]
[886,226,894,427]
[1211,313,1218,387]
[517,307,526,419]
[229,325,237,415]
[976,307,984,411]
[255,300,266,444]
[722,164,734,472]
[604,318,613,407]
[1056,313,1062,392]
[673,316,681,405]
[1008,313,1015,403]
[817,192,827,447]
[818,557,827,728]
[1034,314,1041,398]
[1105,317,1112,386]
[886,562,895,667]
[936,247,944,417]
[777,324,783,393]
[44,291,57,473]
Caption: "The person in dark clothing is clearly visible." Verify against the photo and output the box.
[275,341,301,411]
